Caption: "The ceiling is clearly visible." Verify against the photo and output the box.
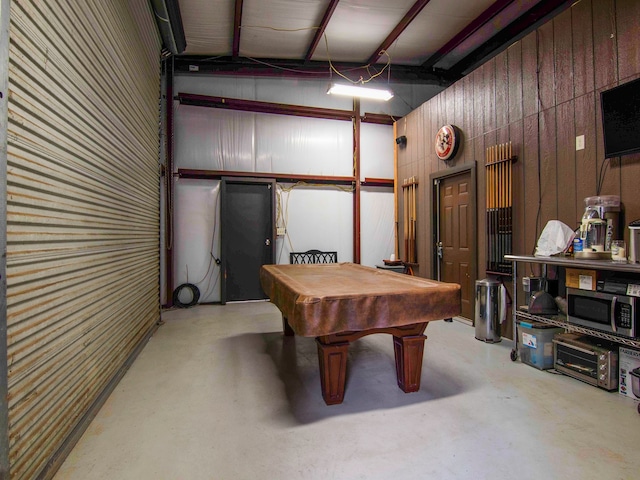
[160,0,573,87]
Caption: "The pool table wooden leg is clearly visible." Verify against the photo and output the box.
[282,316,295,336]
[393,334,427,393]
[315,339,349,405]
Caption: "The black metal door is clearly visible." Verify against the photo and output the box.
[221,178,275,303]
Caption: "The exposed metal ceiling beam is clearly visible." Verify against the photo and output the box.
[305,0,341,62]
[177,93,397,125]
[421,0,515,68]
[178,92,354,121]
[232,0,244,58]
[174,56,453,85]
[366,0,432,65]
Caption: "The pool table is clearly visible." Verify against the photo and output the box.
[259,263,461,405]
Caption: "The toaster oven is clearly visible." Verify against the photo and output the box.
[553,333,618,390]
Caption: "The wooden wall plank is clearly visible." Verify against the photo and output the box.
[621,153,640,232]
[556,100,577,228]
[431,96,441,172]
[507,42,523,124]
[416,104,428,276]
[416,101,426,169]
[483,58,496,133]
[616,0,640,81]
[473,67,484,138]
[574,92,597,217]
[593,0,618,89]
[538,22,556,110]
[475,137,487,278]
[444,81,455,125]
[554,9,574,105]
[510,121,525,256]
[453,79,464,130]
[539,107,558,225]
[523,114,540,256]
[463,74,474,139]
[522,31,539,117]
[422,102,431,170]
[572,0,594,98]
[495,50,509,129]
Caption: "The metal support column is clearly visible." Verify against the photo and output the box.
[353,98,361,264]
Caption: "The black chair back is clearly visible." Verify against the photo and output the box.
[289,249,337,264]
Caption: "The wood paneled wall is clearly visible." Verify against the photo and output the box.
[397,0,640,289]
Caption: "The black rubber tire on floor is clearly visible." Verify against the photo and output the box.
[173,283,201,308]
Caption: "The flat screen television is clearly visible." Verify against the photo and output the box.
[601,77,640,158]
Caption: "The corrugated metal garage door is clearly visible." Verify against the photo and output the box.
[5,1,161,478]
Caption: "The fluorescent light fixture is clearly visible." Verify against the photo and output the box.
[327,83,394,101]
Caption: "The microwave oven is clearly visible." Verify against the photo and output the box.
[567,287,639,338]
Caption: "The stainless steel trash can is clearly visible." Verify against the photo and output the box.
[475,279,503,343]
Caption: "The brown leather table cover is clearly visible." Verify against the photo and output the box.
[260,263,461,337]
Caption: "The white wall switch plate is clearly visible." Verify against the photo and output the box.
[576,135,585,151]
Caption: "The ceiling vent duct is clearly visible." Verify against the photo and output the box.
[150,0,187,55]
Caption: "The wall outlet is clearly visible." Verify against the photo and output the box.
[576,135,585,151]
[277,227,286,236]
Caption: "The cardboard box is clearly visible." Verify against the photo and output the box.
[565,268,598,291]
[619,346,640,400]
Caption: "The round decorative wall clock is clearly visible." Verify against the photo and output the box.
[434,124,460,161]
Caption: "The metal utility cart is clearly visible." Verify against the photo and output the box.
[505,254,640,413]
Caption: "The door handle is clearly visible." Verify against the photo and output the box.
[436,241,443,259]
[265,239,271,246]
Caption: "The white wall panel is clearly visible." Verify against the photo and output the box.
[360,123,394,180]
[360,189,396,268]
[255,115,352,175]
[174,105,255,171]
[174,75,258,99]
[275,186,353,264]
[173,180,221,303]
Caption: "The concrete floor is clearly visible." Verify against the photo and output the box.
[54,302,640,480]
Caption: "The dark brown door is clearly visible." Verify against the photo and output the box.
[439,171,474,319]
[220,178,275,303]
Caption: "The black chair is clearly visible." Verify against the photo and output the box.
[289,249,338,264]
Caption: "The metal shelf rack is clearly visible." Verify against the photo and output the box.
[504,254,640,358]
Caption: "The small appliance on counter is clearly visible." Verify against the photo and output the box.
[576,195,621,259]
[566,286,640,338]
[619,347,640,400]
[522,276,545,309]
[630,219,640,264]
[553,333,618,391]
[528,290,558,315]
[631,367,640,399]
